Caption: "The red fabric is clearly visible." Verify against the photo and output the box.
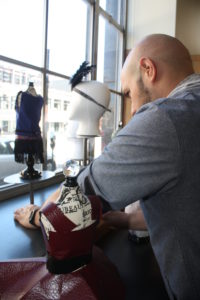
[0,247,125,300]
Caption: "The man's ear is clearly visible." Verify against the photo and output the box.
[139,57,157,82]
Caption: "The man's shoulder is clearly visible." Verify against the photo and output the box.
[122,94,200,140]
[130,98,172,126]
[120,99,177,138]
[136,92,200,121]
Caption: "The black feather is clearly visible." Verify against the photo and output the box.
[70,61,96,89]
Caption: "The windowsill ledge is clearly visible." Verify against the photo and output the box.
[0,171,64,202]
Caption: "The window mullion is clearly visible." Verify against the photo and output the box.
[42,0,49,170]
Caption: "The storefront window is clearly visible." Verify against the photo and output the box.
[0,0,126,190]
[0,0,44,67]
[97,15,123,92]
[99,0,126,26]
[48,0,92,75]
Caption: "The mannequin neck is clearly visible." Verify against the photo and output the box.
[76,120,100,137]
[26,86,37,97]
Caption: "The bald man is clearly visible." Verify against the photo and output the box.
[14,34,200,299]
[77,34,200,300]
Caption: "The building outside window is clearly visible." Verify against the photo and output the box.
[2,68,12,83]
[63,101,69,111]
[0,0,127,189]
[53,99,61,110]
[14,71,20,85]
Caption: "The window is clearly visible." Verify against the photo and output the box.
[2,95,9,110]
[14,71,20,85]
[48,0,92,75]
[53,100,61,110]
[0,0,44,66]
[3,68,12,83]
[97,16,123,91]
[99,0,126,26]
[46,75,71,171]
[96,1,125,145]
[0,0,127,190]
[21,72,26,85]
[63,101,69,111]
[2,121,8,133]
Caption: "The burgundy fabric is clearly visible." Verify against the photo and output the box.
[0,247,125,300]
[40,195,102,260]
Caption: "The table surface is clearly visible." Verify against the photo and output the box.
[0,183,59,259]
[4,170,55,184]
[0,184,169,300]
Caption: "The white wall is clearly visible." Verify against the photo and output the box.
[176,0,200,55]
[127,0,177,49]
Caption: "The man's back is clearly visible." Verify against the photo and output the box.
[141,75,200,299]
[78,74,200,300]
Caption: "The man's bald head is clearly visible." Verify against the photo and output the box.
[123,34,193,78]
[121,34,194,115]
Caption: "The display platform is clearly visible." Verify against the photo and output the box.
[4,171,55,204]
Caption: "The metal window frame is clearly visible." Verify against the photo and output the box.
[92,0,127,130]
[0,0,127,199]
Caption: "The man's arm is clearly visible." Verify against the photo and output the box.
[102,200,147,230]
[78,104,181,210]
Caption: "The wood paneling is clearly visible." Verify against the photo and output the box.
[122,49,132,126]
[122,96,132,126]
[191,55,200,73]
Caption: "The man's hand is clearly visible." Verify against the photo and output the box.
[13,188,61,230]
[102,210,129,229]
[102,200,147,231]
[14,204,40,229]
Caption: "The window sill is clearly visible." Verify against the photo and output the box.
[0,171,64,202]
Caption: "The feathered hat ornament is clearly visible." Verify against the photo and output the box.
[70,61,96,89]
[69,61,111,112]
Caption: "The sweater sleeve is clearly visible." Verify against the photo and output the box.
[77,103,181,210]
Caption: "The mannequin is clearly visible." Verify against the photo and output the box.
[67,80,110,137]
[14,82,44,179]
[26,81,38,97]
[68,61,110,137]
[64,120,84,160]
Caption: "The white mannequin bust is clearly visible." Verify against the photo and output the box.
[67,81,110,137]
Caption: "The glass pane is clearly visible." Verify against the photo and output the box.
[0,61,43,184]
[102,93,120,143]
[99,0,125,26]
[94,92,122,158]
[47,75,85,170]
[0,0,44,66]
[48,0,92,75]
[97,16,123,92]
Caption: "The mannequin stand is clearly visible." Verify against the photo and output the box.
[83,138,88,166]
[20,154,41,180]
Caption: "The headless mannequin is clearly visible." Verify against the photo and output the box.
[14,82,44,179]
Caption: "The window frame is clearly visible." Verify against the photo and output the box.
[0,0,127,200]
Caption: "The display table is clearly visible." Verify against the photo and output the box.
[0,183,169,300]
[4,171,55,204]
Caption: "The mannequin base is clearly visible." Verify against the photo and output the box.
[20,167,41,180]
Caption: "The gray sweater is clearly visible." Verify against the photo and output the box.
[77,74,200,300]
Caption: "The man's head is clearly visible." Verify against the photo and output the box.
[121,34,194,116]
